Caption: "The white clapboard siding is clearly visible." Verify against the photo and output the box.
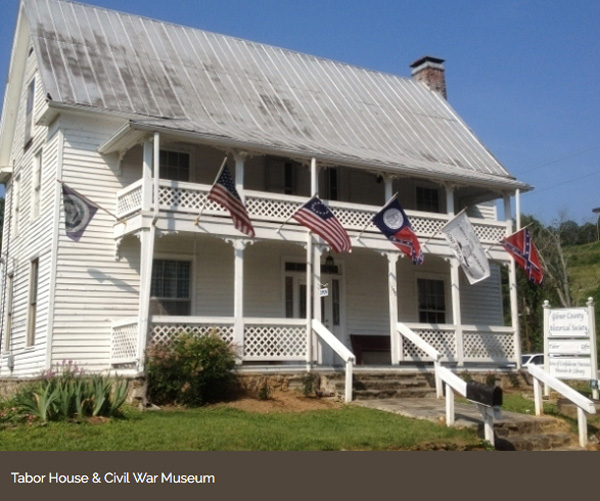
[460,264,504,325]
[50,119,141,370]
[0,56,61,377]
[345,251,390,336]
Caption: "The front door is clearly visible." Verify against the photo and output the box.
[285,266,346,364]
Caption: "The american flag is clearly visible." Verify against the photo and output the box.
[207,163,255,237]
[292,196,351,253]
[500,227,543,284]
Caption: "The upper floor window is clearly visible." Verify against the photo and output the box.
[159,150,190,182]
[417,277,446,324]
[416,186,440,213]
[24,78,35,149]
[150,259,191,315]
[32,149,43,219]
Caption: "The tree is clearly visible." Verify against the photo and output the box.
[527,214,573,308]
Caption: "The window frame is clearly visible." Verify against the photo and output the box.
[150,257,193,316]
[32,148,43,219]
[416,185,441,213]
[416,275,448,324]
[24,78,35,149]
[159,148,191,182]
[27,258,39,347]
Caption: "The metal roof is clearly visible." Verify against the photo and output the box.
[23,0,530,191]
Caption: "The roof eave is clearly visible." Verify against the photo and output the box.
[100,120,532,194]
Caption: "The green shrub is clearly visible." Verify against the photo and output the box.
[10,361,130,423]
[145,330,237,407]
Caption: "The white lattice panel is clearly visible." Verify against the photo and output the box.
[150,322,235,347]
[463,330,515,361]
[402,329,456,361]
[472,222,507,243]
[159,186,224,214]
[111,321,138,363]
[243,324,306,360]
[116,185,142,218]
[245,196,301,221]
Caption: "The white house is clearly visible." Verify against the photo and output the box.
[0,0,531,382]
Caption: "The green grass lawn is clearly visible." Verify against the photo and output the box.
[0,404,485,451]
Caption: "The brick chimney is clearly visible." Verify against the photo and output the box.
[410,56,447,99]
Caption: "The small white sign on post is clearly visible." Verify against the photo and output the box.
[544,299,598,398]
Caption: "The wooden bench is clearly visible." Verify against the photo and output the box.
[350,335,391,365]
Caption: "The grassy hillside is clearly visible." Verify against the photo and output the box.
[568,240,600,306]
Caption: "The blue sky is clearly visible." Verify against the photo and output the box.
[1,0,599,225]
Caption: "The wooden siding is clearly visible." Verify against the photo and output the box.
[50,117,141,371]
[0,53,57,377]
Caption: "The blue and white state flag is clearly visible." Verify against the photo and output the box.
[62,183,98,241]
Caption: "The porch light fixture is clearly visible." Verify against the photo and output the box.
[325,252,336,274]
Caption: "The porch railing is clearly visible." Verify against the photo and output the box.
[115,179,509,243]
[111,317,518,368]
[528,364,596,448]
[110,318,139,365]
[398,322,517,366]
[313,319,355,402]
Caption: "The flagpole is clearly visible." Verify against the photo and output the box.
[194,156,228,226]
[57,179,127,225]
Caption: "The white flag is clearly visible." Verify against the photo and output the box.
[440,211,490,284]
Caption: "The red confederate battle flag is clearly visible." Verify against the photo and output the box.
[500,227,543,285]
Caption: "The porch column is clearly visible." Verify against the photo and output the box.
[445,183,463,365]
[504,192,521,368]
[233,239,246,363]
[234,151,247,201]
[136,135,159,371]
[313,244,324,363]
[449,258,464,366]
[142,139,153,211]
[306,158,319,369]
[386,252,401,364]
[383,175,393,201]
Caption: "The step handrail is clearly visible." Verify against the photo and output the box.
[311,319,355,403]
[397,322,443,397]
[528,364,596,448]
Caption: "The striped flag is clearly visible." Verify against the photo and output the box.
[292,196,351,253]
[207,163,255,237]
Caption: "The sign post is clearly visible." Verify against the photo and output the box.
[544,298,598,399]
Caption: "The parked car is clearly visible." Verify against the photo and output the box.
[521,353,544,367]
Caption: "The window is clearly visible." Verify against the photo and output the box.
[27,259,39,346]
[159,150,190,182]
[32,149,42,218]
[416,186,440,213]
[417,278,446,324]
[150,259,191,315]
[3,274,14,352]
[24,78,35,148]
[326,167,338,201]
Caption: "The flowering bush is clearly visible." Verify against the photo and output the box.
[145,331,237,406]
